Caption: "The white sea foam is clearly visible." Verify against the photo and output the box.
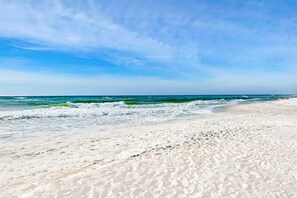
[0,99,243,141]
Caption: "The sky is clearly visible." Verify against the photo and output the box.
[0,0,296,95]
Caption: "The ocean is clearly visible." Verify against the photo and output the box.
[0,95,290,142]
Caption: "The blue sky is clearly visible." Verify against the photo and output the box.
[0,0,296,95]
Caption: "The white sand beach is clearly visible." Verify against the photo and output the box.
[1,98,297,197]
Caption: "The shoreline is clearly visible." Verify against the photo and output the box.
[0,95,291,143]
[0,98,278,144]
[1,98,297,197]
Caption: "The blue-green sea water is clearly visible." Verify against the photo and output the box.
[0,95,292,141]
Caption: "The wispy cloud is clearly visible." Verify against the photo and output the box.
[0,0,296,95]
[1,0,296,69]
[13,45,53,51]
[0,0,178,61]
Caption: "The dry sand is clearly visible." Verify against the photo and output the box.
[1,98,297,197]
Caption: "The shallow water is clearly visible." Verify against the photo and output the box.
[0,95,289,141]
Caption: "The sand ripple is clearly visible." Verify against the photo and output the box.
[1,99,297,197]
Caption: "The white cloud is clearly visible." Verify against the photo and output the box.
[0,0,175,60]
[0,0,296,95]
[1,0,295,69]
[13,45,53,51]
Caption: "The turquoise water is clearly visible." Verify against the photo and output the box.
[0,95,289,110]
[0,95,291,141]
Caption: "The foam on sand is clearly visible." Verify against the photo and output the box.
[0,99,242,141]
[1,98,297,197]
